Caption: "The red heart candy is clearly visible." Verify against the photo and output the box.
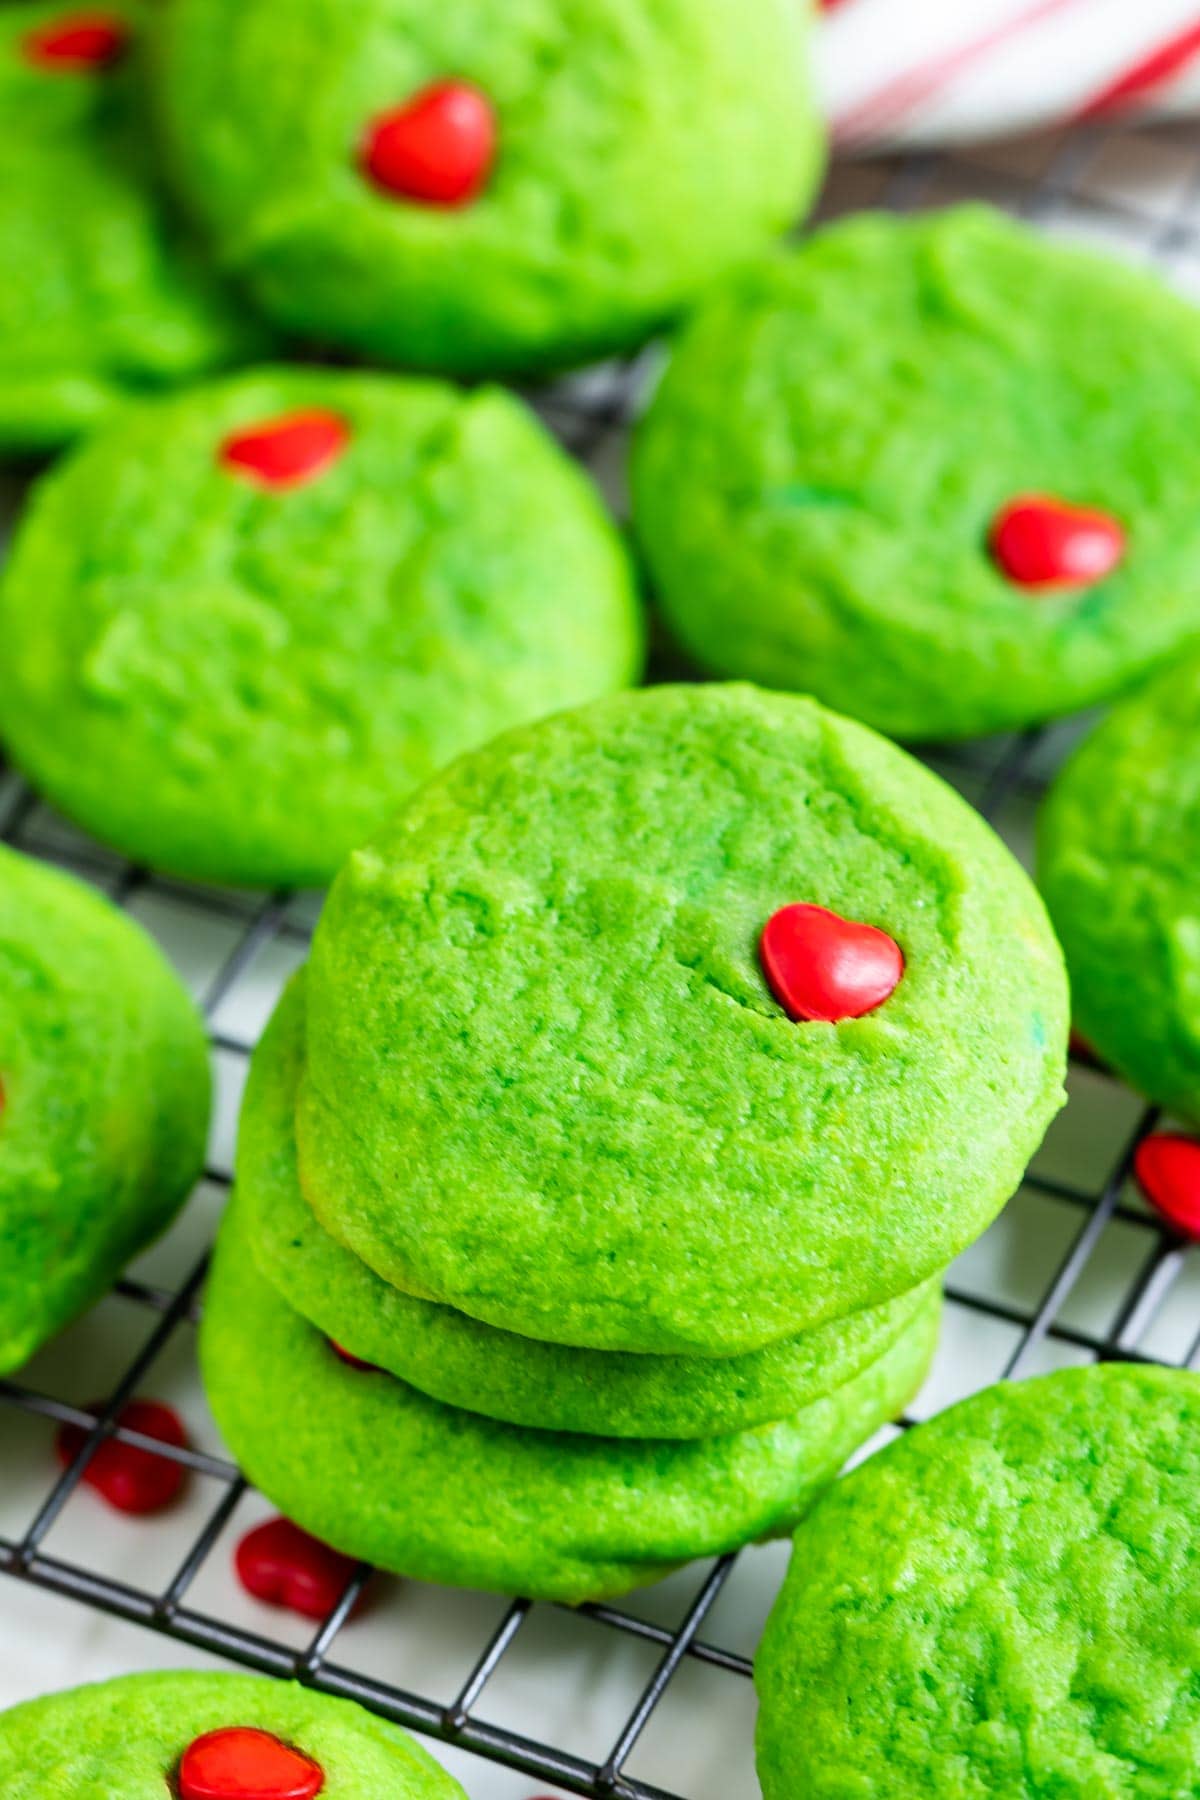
[178,1728,324,1800]
[56,1398,188,1515]
[23,12,128,68]
[361,81,496,207]
[760,904,903,1024]
[235,1516,361,1622]
[329,1338,382,1374]
[220,411,349,490]
[990,494,1125,590]
[1134,1133,1200,1240]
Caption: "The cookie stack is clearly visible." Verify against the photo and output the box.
[202,683,1069,1603]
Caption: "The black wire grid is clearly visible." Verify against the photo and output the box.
[3,123,1200,1799]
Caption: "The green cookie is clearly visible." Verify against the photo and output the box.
[243,972,937,1440]
[0,845,209,1373]
[203,1193,940,1603]
[152,0,821,377]
[0,1670,467,1798]
[632,206,1200,742]
[1039,652,1200,1123]
[297,683,1067,1357]
[0,1,264,455]
[756,1364,1200,1799]
[0,366,642,887]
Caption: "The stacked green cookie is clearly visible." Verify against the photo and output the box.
[203,683,1069,1603]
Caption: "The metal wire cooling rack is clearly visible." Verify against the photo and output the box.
[5,116,1200,1800]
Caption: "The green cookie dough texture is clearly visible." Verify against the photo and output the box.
[244,973,936,1439]
[152,0,821,377]
[632,205,1200,742]
[0,1670,467,1798]
[756,1364,1200,1798]
[0,1,264,455]
[1039,652,1200,1123]
[297,683,1067,1357]
[203,1194,940,1603]
[0,845,209,1373]
[0,366,642,887]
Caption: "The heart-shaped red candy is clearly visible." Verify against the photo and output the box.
[178,1727,323,1800]
[23,12,128,68]
[1134,1133,1200,1240]
[235,1515,361,1622]
[990,494,1125,589]
[56,1398,189,1515]
[220,411,349,490]
[361,81,496,207]
[760,904,903,1023]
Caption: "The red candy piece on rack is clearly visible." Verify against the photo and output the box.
[361,81,496,207]
[220,411,349,490]
[23,11,128,68]
[990,494,1125,590]
[760,903,903,1024]
[178,1727,324,1800]
[329,1338,382,1374]
[235,1515,361,1622]
[1134,1133,1200,1240]
[56,1397,189,1515]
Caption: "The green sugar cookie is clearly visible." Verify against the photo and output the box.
[0,366,642,887]
[243,972,937,1439]
[756,1364,1200,1798]
[632,206,1200,742]
[0,1,264,455]
[1039,652,1200,1123]
[0,1670,467,1798]
[152,0,821,377]
[0,845,209,1372]
[297,683,1067,1357]
[202,1193,940,1603]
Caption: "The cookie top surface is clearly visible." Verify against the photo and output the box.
[298,682,1067,1355]
[632,205,1200,741]
[1038,653,1200,1122]
[203,1194,937,1603]
[0,1670,466,1798]
[0,1,263,453]
[243,973,935,1438]
[153,0,820,375]
[756,1364,1200,1799]
[0,366,641,887]
[0,845,209,1372]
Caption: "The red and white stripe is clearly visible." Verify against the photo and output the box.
[819,0,1200,152]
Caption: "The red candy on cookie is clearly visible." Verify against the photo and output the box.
[178,1726,324,1800]
[56,1398,189,1515]
[1134,1133,1200,1240]
[760,904,903,1023]
[361,81,496,207]
[329,1338,382,1374]
[990,495,1125,590]
[23,11,128,69]
[220,412,349,490]
[235,1515,361,1621]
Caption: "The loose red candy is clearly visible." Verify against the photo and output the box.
[329,1338,382,1374]
[23,12,128,68]
[56,1398,189,1515]
[1134,1133,1200,1240]
[761,903,903,1024]
[220,411,349,490]
[362,81,496,207]
[990,494,1125,590]
[235,1515,360,1622]
[178,1727,324,1800]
